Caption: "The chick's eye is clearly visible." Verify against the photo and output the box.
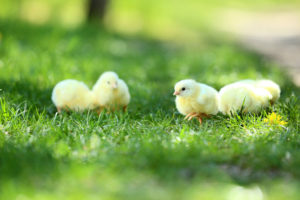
[182,87,186,91]
[107,81,110,84]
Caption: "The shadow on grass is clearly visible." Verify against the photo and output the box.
[0,79,56,114]
[0,78,177,117]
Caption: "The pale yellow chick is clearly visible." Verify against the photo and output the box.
[52,79,96,112]
[236,79,280,103]
[218,82,272,115]
[174,79,219,124]
[92,71,130,113]
[255,80,280,103]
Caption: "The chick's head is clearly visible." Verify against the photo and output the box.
[174,79,197,97]
[99,71,119,90]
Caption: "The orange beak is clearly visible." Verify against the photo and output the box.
[173,91,180,96]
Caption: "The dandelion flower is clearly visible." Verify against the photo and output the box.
[263,112,287,126]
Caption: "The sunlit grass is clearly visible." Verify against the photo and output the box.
[0,20,299,199]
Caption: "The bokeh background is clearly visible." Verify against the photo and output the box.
[1,0,300,85]
[1,0,300,200]
[1,0,300,35]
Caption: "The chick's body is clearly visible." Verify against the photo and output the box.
[174,80,218,124]
[52,79,96,112]
[219,82,272,115]
[255,80,280,103]
[231,79,280,103]
[176,84,219,115]
[93,72,130,111]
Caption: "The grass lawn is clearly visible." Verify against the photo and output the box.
[0,20,299,199]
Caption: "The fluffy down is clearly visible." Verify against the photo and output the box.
[92,71,130,112]
[174,79,219,124]
[52,79,96,112]
[235,79,280,103]
[218,82,272,115]
[255,80,280,103]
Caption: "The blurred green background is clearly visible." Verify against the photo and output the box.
[1,0,300,200]
[1,0,300,40]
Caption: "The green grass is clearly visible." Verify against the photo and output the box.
[0,20,299,199]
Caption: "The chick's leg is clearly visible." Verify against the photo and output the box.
[123,105,128,112]
[201,113,210,118]
[188,113,199,121]
[97,107,104,115]
[184,112,196,120]
[197,116,203,124]
[196,113,210,125]
[57,107,62,113]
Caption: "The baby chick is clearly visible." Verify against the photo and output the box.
[52,79,96,112]
[92,71,130,113]
[174,79,219,124]
[255,80,280,104]
[234,79,280,104]
[218,82,272,115]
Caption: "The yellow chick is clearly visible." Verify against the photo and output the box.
[235,79,280,104]
[255,80,280,104]
[52,79,96,112]
[92,71,130,113]
[218,82,272,115]
[173,79,219,124]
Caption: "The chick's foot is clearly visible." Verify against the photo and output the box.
[184,112,196,120]
[188,113,199,121]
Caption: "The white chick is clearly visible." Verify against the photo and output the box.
[92,71,130,113]
[174,79,219,124]
[52,79,96,112]
[218,82,272,115]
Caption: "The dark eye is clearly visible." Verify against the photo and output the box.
[107,81,110,84]
[182,87,186,91]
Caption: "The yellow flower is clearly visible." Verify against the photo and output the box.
[263,112,287,126]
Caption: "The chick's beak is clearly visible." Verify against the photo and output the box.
[112,83,118,89]
[173,91,180,96]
